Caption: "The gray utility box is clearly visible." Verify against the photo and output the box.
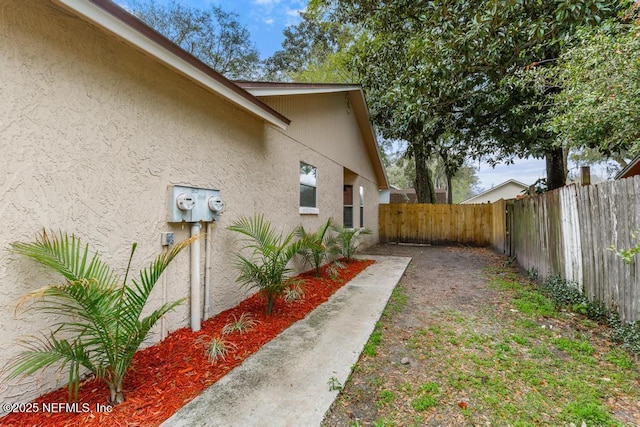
[167,185,225,223]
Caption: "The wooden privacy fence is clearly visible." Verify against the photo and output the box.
[379,203,495,246]
[509,176,640,322]
[379,176,640,321]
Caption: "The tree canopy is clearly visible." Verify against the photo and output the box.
[548,17,640,159]
[309,0,630,197]
[263,9,356,83]
[126,0,261,80]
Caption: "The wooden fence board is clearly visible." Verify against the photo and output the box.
[378,203,494,246]
[507,178,640,322]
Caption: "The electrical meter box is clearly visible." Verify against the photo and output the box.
[167,185,225,223]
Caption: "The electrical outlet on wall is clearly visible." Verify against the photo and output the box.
[160,232,174,246]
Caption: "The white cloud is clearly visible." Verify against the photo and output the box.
[252,0,281,5]
[263,18,275,25]
[284,8,303,25]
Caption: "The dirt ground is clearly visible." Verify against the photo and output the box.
[321,243,640,426]
[322,244,505,426]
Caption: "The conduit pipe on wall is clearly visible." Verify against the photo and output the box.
[191,222,202,332]
[203,222,212,320]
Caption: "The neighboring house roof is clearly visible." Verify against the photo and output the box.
[53,0,290,129]
[461,179,529,204]
[615,155,640,180]
[236,82,390,190]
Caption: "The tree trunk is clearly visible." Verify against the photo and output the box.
[414,143,435,203]
[265,292,276,315]
[109,380,125,405]
[426,168,436,203]
[446,173,453,204]
[546,147,566,191]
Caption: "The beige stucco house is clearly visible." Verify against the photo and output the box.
[460,179,528,204]
[0,0,388,406]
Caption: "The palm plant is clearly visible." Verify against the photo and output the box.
[6,230,194,405]
[331,224,372,261]
[228,215,302,315]
[295,218,340,277]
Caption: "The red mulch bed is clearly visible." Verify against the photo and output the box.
[0,259,375,427]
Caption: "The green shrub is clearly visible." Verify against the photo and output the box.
[6,231,192,404]
[228,215,303,315]
[611,320,640,354]
[295,218,340,277]
[541,276,585,309]
[584,300,609,322]
[331,224,372,261]
[538,276,640,355]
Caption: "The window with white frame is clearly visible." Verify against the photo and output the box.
[300,162,318,213]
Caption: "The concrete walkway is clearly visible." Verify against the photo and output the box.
[162,255,411,427]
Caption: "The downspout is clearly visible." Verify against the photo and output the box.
[203,222,212,320]
[191,222,201,332]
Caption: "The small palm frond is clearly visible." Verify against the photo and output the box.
[7,231,193,404]
[10,230,117,286]
[296,219,338,276]
[5,333,96,401]
[331,225,372,260]
[228,214,282,255]
[326,260,346,280]
[229,215,302,314]
[117,236,197,337]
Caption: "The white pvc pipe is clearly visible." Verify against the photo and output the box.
[203,222,212,320]
[190,222,201,332]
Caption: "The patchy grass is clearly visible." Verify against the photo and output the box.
[363,326,383,357]
[382,284,408,319]
[364,285,408,358]
[325,258,640,426]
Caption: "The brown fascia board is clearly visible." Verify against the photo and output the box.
[615,155,640,179]
[235,81,361,91]
[55,0,290,128]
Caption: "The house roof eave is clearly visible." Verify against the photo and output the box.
[53,0,291,129]
[615,155,640,179]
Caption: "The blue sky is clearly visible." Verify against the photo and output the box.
[158,0,308,59]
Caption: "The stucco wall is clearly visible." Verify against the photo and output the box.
[260,94,381,244]
[0,0,380,406]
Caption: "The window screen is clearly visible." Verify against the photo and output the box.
[300,162,317,208]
